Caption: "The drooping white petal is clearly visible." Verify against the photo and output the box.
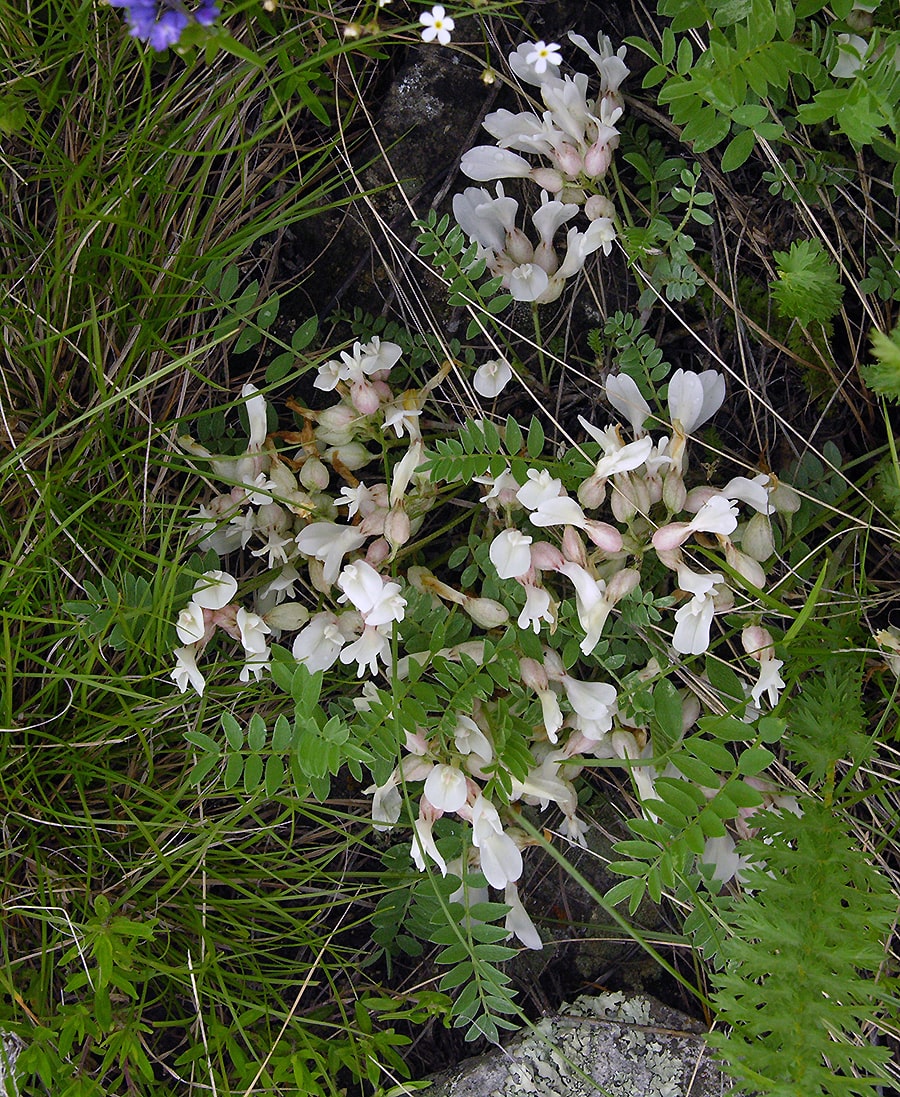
[667,369,725,434]
[192,570,238,610]
[489,529,533,579]
[605,373,652,434]
[424,764,469,813]
[460,146,534,182]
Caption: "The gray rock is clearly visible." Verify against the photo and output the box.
[423,992,728,1097]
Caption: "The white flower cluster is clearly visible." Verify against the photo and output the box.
[452,33,627,303]
[171,338,437,692]
[484,367,796,669]
[169,335,797,937]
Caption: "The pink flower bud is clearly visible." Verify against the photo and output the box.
[684,485,719,513]
[519,657,548,692]
[742,625,775,662]
[561,525,588,566]
[584,519,624,552]
[610,480,637,523]
[741,512,775,561]
[359,508,387,537]
[577,473,607,509]
[552,142,584,178]
[350,379,382,416]
[725,541,766,589]
[662,468,687,512]
[584,141,613,177]
[299,457,330,491]
[464,597,510,628]
[530,167,565,192]
[585,194,616,221]
[365,537,391,567]
[652,522,692,553]
[506,227,535,265]
[384,505,411,550]
[529,540,566,571]
[608,567,640,602]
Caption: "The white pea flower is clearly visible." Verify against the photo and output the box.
[489,528,533,579]
[337,560,407,627]
[292,610,352,672]
[241,383,268,452]
[508,262,550,301]
[424,764,469,813]
[652,493,739,553]
[176,600,207,646]
[605,373,652,435]
[192,570,238,610]
[419,4,454,45]
[367,773,403,831]
[236,606,271,655]
[831,33,868,78]
[471,795,523,889]
[295,522,367,586]
[339,626,391,677]
[454,715,493,764]
[171,644,206,696]
[473,358,513,398]
[505,882,543,949]
[460,146,534,182]
[411,812,447,875]
[722,473,775,515]
[672,565,724,656]
[516,468,562,510]
[561,676,618,730]
[667,369,726,435]
[517,583,553,634]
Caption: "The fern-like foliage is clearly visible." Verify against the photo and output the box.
[862,323,900,403]
[707,801,897,1097]
[421,414,547,485]
[786,657,872,791]
[770,239,844,326]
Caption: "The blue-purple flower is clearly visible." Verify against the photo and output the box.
[107,0,219,51]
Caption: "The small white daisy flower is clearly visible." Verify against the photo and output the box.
[525,40,562,74]
[419,4,454,45]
